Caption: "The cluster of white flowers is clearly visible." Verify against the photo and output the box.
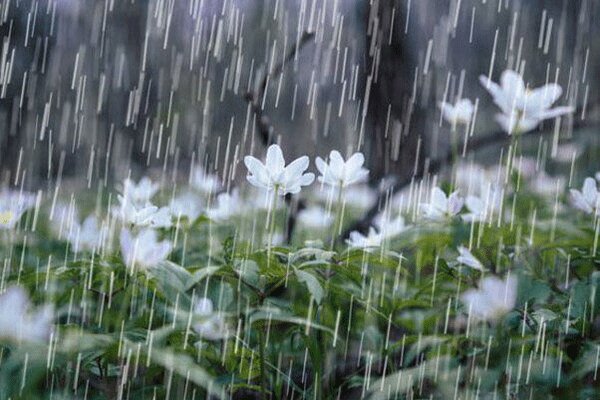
[244,145,368,197]
[112,177,174,270]
[112,168,234,270]
[107,169,216,268]
[30,68,586,336]
[113,178,172,228]
[440,69,573,135]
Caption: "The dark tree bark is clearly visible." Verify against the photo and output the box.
[364,0,447,183]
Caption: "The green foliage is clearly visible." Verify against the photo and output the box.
[5,168,600,399]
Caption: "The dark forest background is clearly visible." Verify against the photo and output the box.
[0,0,599,193]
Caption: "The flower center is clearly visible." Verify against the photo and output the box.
[0,211,13,224]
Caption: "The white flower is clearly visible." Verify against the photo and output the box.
[570,177,599,214]
[298,206,333,229]
[169,192,203,222]
[494,111,542,134]
[420,187,464,221]
[480,70,573,134]
[193,297,228,340]
[67,215,107,253]
[456,246,484,271]
[76,215,106,252]
[439,99,474,126]
[316,150,369,188]
[530,172,565,197]
[122,177,159,206]
[0,190,36,230]
[346,227,384,249]
[206,190,242,221]
[113,195,172,228]
[461,275,517,322]
[191,167,222,196]
[148,206,174,228]
[0,286,53,343]
[244,144,315,196]
[462,187,503,223]
[119,228,172,270]
[52,204,108,252]
[374,214,410,239]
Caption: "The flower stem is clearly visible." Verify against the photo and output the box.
[509,116,521,178]
[330,185,345,249]
[258,319,267,399]
[267,188,279,251]
[451,126,459,166]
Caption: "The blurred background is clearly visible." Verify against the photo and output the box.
[0,0,599,194]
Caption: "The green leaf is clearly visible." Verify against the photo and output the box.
[148,261,192,291]
[290,247,335,263]
[125,341,225,399]
[186,266,222,290]
[58,331,115,353]
[572,343,600,380]
[294,269,324,304]
[250,309,334,336]
[147,261,194,305]
[235,259,260,288]
[369,356,457,399]
[516,274,551,306]
[531,308,558,324]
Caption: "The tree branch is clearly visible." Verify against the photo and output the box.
[244,31,315,147]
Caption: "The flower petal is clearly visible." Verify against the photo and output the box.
[582,177,598,205]
[500,70,525,98]
[525,83,562,112]
[266,144,285,173]
[284,156,310,181]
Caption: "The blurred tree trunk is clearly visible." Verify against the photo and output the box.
[365,0,435,183]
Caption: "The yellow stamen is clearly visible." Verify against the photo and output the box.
[0,211,13,224]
